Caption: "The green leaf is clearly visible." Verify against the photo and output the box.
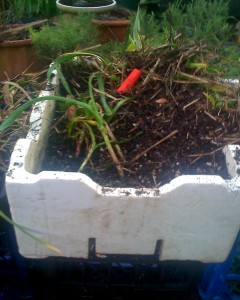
[0,96,99,132]
[47,52,109,83]
[96,73,112,116]
[57,66,73,96]
[0,210,61,254]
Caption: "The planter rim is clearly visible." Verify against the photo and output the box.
[0,39,32,48]
[92,18,130,26]
[56,0,116,13]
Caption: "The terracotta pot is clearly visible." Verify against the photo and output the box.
[92,17,130,43]
[0,39,47,81]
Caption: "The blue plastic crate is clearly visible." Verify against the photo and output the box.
[199,231,240,300]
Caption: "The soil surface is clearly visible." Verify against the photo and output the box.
[62,0,113,7]
[0,19,49,42]
[94,6,130,21]
[42,46,240,188]
[0,24,29,41]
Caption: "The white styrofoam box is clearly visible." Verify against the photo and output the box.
[223,144,240,178]
[5,88,240,262]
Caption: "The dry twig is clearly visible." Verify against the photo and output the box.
[130,129,179,163]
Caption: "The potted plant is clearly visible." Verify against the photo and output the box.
[0,0,57,80]
[56,0,130,42]
[29,13,100,59]
[1,0,240,262]
[0,20,49,81]
[91,5,131,42]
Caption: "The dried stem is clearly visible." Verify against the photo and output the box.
[102,124,124,177]
[142,58,161,86]
[105,122,125,161]
[130,129,179,163]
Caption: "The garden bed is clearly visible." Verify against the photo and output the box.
[42,45,240,188]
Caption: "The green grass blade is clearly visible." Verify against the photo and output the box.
[132,7,142,50]
[78,122,96,171]
[47,52,109,82]
[56,66,73,96]
[0,210,61,254]
[0,96,100,132]
[111,98,129,116]
[96,73,112,116]
[88,73,105,127]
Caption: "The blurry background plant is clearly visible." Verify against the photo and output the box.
[19,0,240,65]
[29,13,99,59]
[160,0,232,50]
[139,0,240,20]
[0,0,58,24]
[127,8,165,51]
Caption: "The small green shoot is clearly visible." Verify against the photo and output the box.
[0,210,61,254]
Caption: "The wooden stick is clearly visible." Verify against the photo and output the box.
[130,129,179,163]
[142,58,161,86]
[178,71,237,90]
[105,122,125,161]
[204,110,217,122]
[93,87,120,101]
[183,98,200,110]
[188,138,240,159]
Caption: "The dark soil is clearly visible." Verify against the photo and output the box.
[62,0,113,7]
[0,24,29,40]
[0,19,50,42]
[42,46,240,188]
[94,6,130,21]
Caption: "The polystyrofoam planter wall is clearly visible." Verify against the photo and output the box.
[5,80,240,263]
